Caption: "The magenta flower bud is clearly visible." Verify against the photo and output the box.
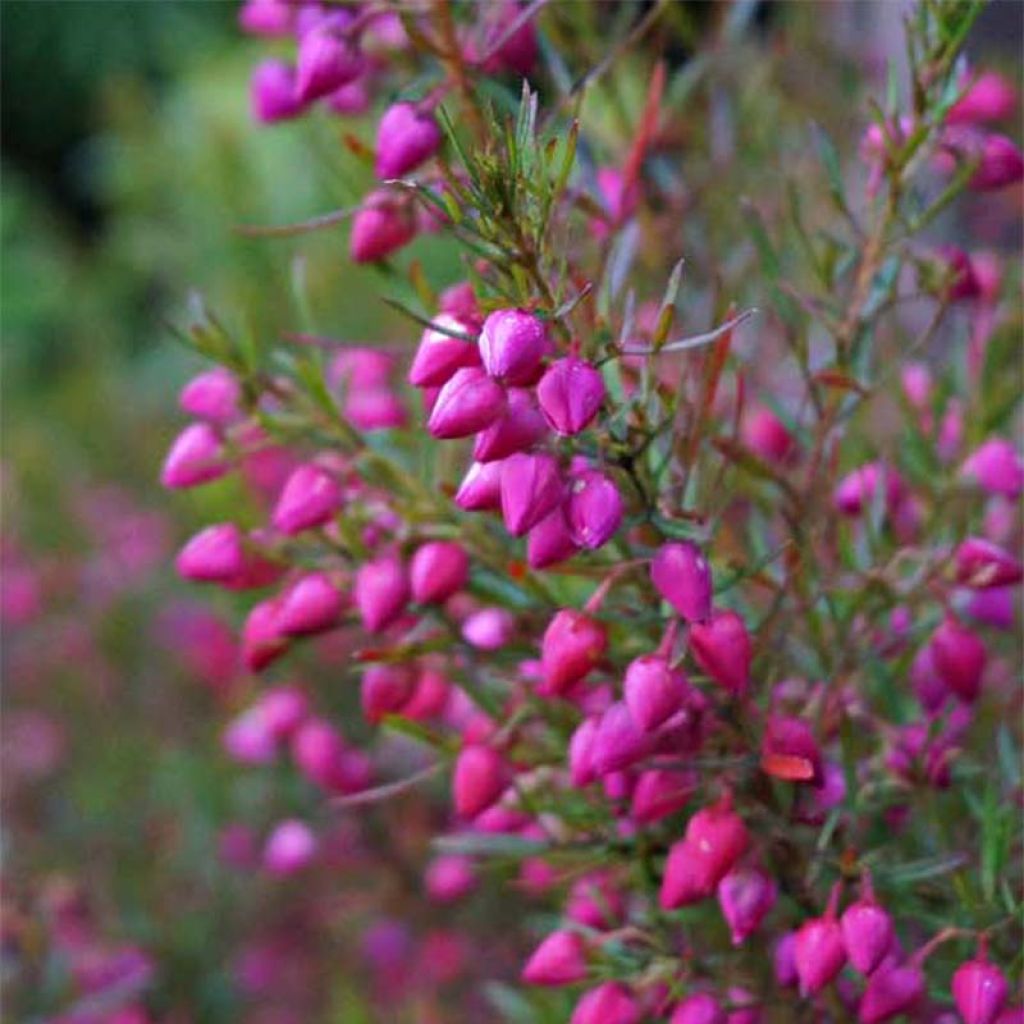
[536,357,606,435]
[566,873,625,930]
[900,362,933,410]
[623,656,687,733]
[354,555,409,633]
[930,617,986,702]
[954,537,1023,589]
[400,668,451,721]
[241,598,288,671]
[591,701,647,776]
[570,982,640,1024]
[834,461,905,515]
[539,608,607,695]
[455,459,504,511]
[452,744,505,818]
[272,464,342,535]
[859,963,925,1024]
[473,388,548,462]
[344,387,406,432]
[741,405,798,464]
[775,932,798,987]
[410,541,470,604]
[840,894,893,976]
[479,1,538,76]
[257,686,309,740]
[630,768,694,824]
[651,541,712,623]
[375,101,442,179]
[717,867,777,945]
[177,523,245,583]
[239,0,293,37]
[569,716,599,787]
[794,897,847,997]
[948,71,1017,124]
[408,315,480,388]
[295,25,362,103]
[941,245,982,300]
[689,610,752,697]
[760,715,823,785]
[250,60,303,123]
[964,586,1016,631]
[425,854,476,903]
[276,572,342,636]
[427,366,507,439]
[478,309,550,385]
[361,664,416,724]
[501,452,565,536]
[566,470,624,550]
[961,439,1024,498]
[670,993,725,1024]
[462,607,515,651]
[291,718,349,792]
[953,952,1009,1024]
[263,820,317,876]
[161,423,228,489]
[350,190,417,263]
[223,707,277,764]
[970,133,1024,191]
[179,367,241,424]
[528,507,580,569]
[522,930,587,987]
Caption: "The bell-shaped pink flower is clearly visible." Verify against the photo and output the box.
[292,718,364,793]
[361,664,416,723]
[570,982,640,1024]
[501,452,565,536]
[473,388,548,462]
[425,854,476,903]
[263,820,317,875]
[223,707,277,764]
[272,464,342,535]
[630,768,694,824]
[540,608,607,695]
[689,610,752,697]
[969,133,1024,191]
[350,190,417,263]
[670,993,725,1024]
[455,459,504,511]
[257,686,309,739]
[521,930,587,986]
[239,0,293,37]
[760,715,823,785]
[427,366,507,439]
[478,309,550,385]
[929,617,986,702]
[180,367,241,424]
[354,555,409,633]
[948,71,1017,124]
[623,655,687,733]
[741,406,797,465]
[276,572,343,636]
[462,607,515,651]
[536,357,606,435]
[453,744,505,818]
[569,716,599,787]
[717,866,777,945]
[410,541,469,604]
[794,888,847,997]
[840,878,893,976]
[176,524,245,583]
[566,470,623,550]
[375,101,442,178]
[954,537,1023,589]
[161,423,228,489]
[408,314,480,388]
[960,438,1024,497]
[250,59,304,123]
[241,598,288,672]
[774,932,798,987]
[859,962,924,1024]
[953,949,1008,1024]
[295,24,362,103]
[651,541,712,623]
[590,701,647,776]
[528,507,580,569]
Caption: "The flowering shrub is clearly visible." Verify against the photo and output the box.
[163,0,1021,1020]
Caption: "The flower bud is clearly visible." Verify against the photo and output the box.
[623,656,687,733]
[375,102,442,178]
[955,537,1023,589]
[964,586,1016,631]
[501,452,565,536]
[670,993,725,1024]
[176,523,245,583]
[522,930,587,987]
[263,820,317,876]
[361,664,416,723]
[276,573,343,636]
[540,609,607,695]
[689,610,752,697]
[948,71,1017,124]
[427,367,507,439]
[834,461,904,515]
[425,854,476,903]
[528,507,580,568]
[408,315,480,388]
[354,555,409,633]
[462,607,515,651]
[257,686,309,740]
[536,357,606,435]
[479,309,550,385]
[566,470,623,550]
[630,768,694,824]
[960,439,1024,498]
[410,541,470,604]
[180,367,241,424]
[969,133,1024,191]
[760,715,823,785]
[651,541,712,623]
[239,0,293,37]
[570,982,640,1024]
[350,190,417,263]
[774,932,798,987]
[241,598,288,671]
[566,872,625,930]
[840,896,893,976]
[717,867,777,945]
[250,60,303,123]
[272,464,342,535]
[479,1,538,76]
[930,617,986,702]
[473,388,548,462]
[452,744,505,818]
[953,951,1008,1024]
[569,716,599,787]
[161,423,228,489]
[741,406,797,465]
[223,707,277,764]
[591,701,647,776]
[859,963,925,1024]
[295,25,362,103]
[455,459,504,511]
[344,387,406,431]
[794,895,847,997]
[291,718,352,792]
